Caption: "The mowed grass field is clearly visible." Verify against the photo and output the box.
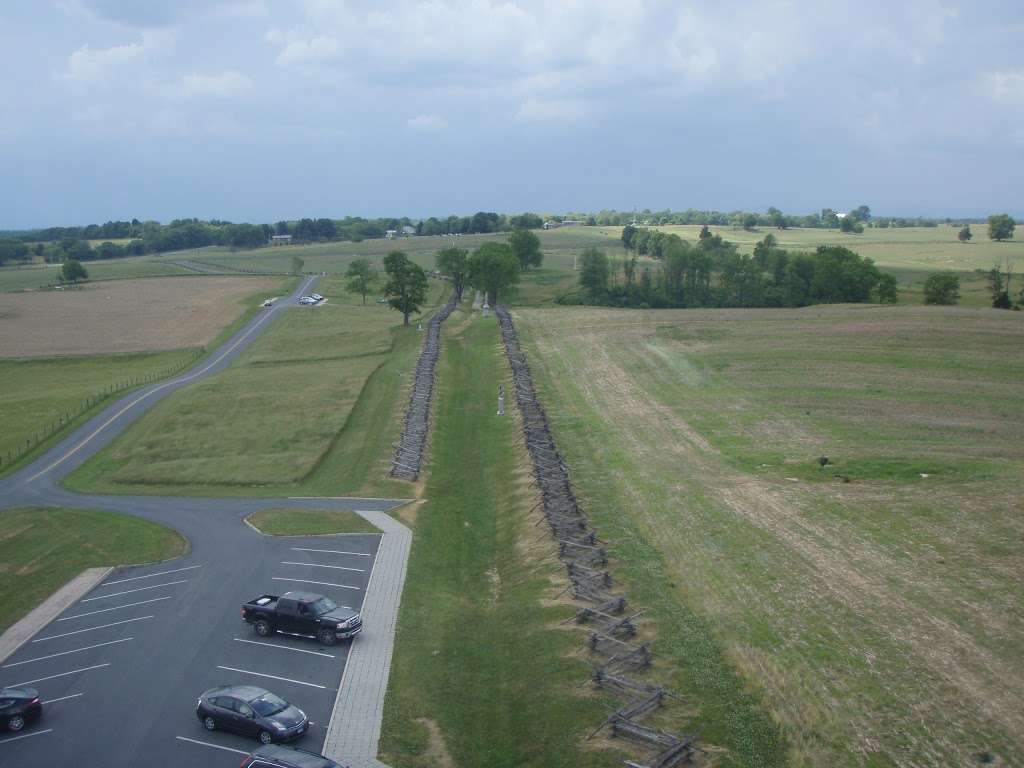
[515,304,1024,767]
[0,276,283,357]
[380,311,623,768]
[0,507,185,632]
[0,256,193,292]
[66,280,447,495]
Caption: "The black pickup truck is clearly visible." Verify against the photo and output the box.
[242,591,362,646]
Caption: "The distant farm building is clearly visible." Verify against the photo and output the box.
[270,234,293,245]
[385,230,397,239]
[543,220,583,230]
[402,225,417,236]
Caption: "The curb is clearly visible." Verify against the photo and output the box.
[322,511,412,767]
[0,566,113,664]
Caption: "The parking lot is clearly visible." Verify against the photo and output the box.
[0,528,382,768]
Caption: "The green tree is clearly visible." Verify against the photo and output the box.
[508,227,543,270]
[987,213,1016,241]
[383,251,428,325]
[621,224,637,250]
[742,213,758,231]
[0,238,30,266]
[291,255,305,274]
[467,242,519,304]
[698,224,712,240]
[345,258,377,305]
[578,247,610,300]
[876,273,899,303]
[923,273,960,305]
[435,247,469,299]
[767,207,786,229]
[61,258,88,284]
[957,224,972,242]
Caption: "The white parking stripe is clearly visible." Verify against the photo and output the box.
[102,565,201,586]
[34,616,153,642]
[233,638,335,658]
[42,693,83,705]
[272,577,360,591]
[0,729,53,745]
[217,665,330,690]
[3,637,133,668]
[11,662,110,687]
[80,580,187,602]
[175,736,249,755]
[281,561,364,573]
[60,596,172,621]
[291,547,372,557]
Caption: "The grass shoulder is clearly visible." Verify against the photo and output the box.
[0,507,186,633]
[245,508,380,536]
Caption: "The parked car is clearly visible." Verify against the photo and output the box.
[298,296,317,305]
[242,591,362,646]
[196,685,308,745]
[0,687,42,732]
[310,293,324,302]
[262,299,273,307]
[241,744,342,768]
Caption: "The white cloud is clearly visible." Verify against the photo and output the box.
[176,70,254,99]
[988,70,1024,101]
[407,113,447,131]
[515,99,590,123]
[271,33,340,66]
[60,30,172,83]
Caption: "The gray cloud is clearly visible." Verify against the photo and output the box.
[0,0,1020,226]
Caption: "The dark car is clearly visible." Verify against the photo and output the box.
[241,744,343,768]
[0,687,42,732]
[196,685,308,745]
[242,591,362,646]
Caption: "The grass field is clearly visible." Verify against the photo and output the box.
[245,508,380,536]
[515,304,1024,767]
[0,507,185,632]
[0,349,201,470]
[0,257,193,292]
[0,276,282,357]
[379,311,624,768]
[65,280,447,495]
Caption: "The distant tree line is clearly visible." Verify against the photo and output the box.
[567,228,897,308]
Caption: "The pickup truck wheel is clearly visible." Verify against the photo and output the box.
[318,629,337,646]
[258,730,274,745]
[254,620,272,637]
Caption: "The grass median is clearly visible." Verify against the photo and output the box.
[0,507,186,633]
[379,312,623,768]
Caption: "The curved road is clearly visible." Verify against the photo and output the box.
[0,274,410,768]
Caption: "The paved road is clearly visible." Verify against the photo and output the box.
[0,274,410,767]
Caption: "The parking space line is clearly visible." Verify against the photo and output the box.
[60,595,172,621]
[34,616,153,642]
[102,565,201,586]
[81,579,188,602]
[3,637,133,668]
[281,561,364,573]
[42,693,83,705]
[272,577,359,591]
[0,729,53,745]
[11,662,109,687]
[233,638,335,658]
[175,735,249,755]
[217,665,330,690]
[291,547,372,557]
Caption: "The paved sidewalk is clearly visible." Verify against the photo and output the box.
[323,510,412,767]
[0,566,112,664]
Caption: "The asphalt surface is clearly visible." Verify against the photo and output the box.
[0,274,409,767]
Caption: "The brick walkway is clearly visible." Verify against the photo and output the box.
[322,510,412,767]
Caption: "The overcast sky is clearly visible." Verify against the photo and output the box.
[1,1,1021,228]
